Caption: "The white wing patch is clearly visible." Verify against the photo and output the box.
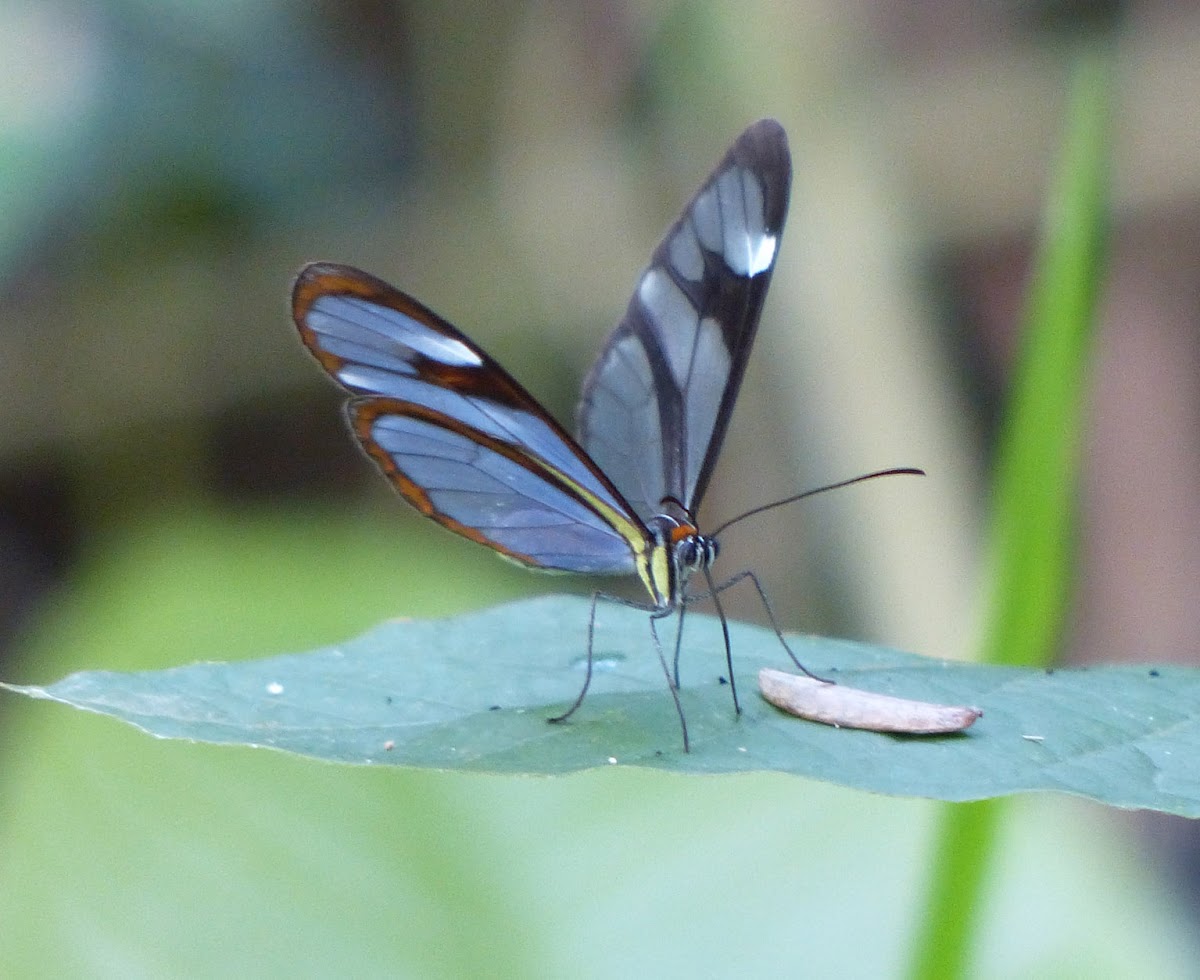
[688,165,776,278]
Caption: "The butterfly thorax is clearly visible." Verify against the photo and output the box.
[644,513,718,612]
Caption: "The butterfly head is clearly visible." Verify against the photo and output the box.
[644,513,718,611]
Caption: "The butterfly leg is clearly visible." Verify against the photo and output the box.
[700,564,741,716]
[547,591,604,725]
[711,569,831,683]
[547,591,691,751]
[671,603,688,689]
[649,609,690,753]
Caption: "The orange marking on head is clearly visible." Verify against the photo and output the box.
[669,523,698,544]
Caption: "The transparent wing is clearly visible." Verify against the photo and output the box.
[577,119,791,520]
[293,263,647,574]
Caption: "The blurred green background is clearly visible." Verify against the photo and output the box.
[3,1,1200,975]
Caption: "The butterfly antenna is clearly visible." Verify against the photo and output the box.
[710,467,924,537]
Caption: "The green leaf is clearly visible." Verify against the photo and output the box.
[6,596,1198,815]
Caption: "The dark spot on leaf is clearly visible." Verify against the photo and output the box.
[718,676,728,686]
[1149,669,1160,678]
[489,704,501,711]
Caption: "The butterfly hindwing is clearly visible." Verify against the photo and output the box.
[292,263,648,574]
[576,119,792,520]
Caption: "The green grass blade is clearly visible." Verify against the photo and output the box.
[982,51,1113,672]
[909,41,1114,980]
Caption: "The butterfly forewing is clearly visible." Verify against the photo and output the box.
[577,119,792,520]
[293,264,648,575]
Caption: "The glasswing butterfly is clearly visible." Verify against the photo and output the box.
[292,119,920,751]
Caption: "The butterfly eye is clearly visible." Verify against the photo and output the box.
[677,538,699,568]
[677,535,719,572]
[678,536,717,573]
